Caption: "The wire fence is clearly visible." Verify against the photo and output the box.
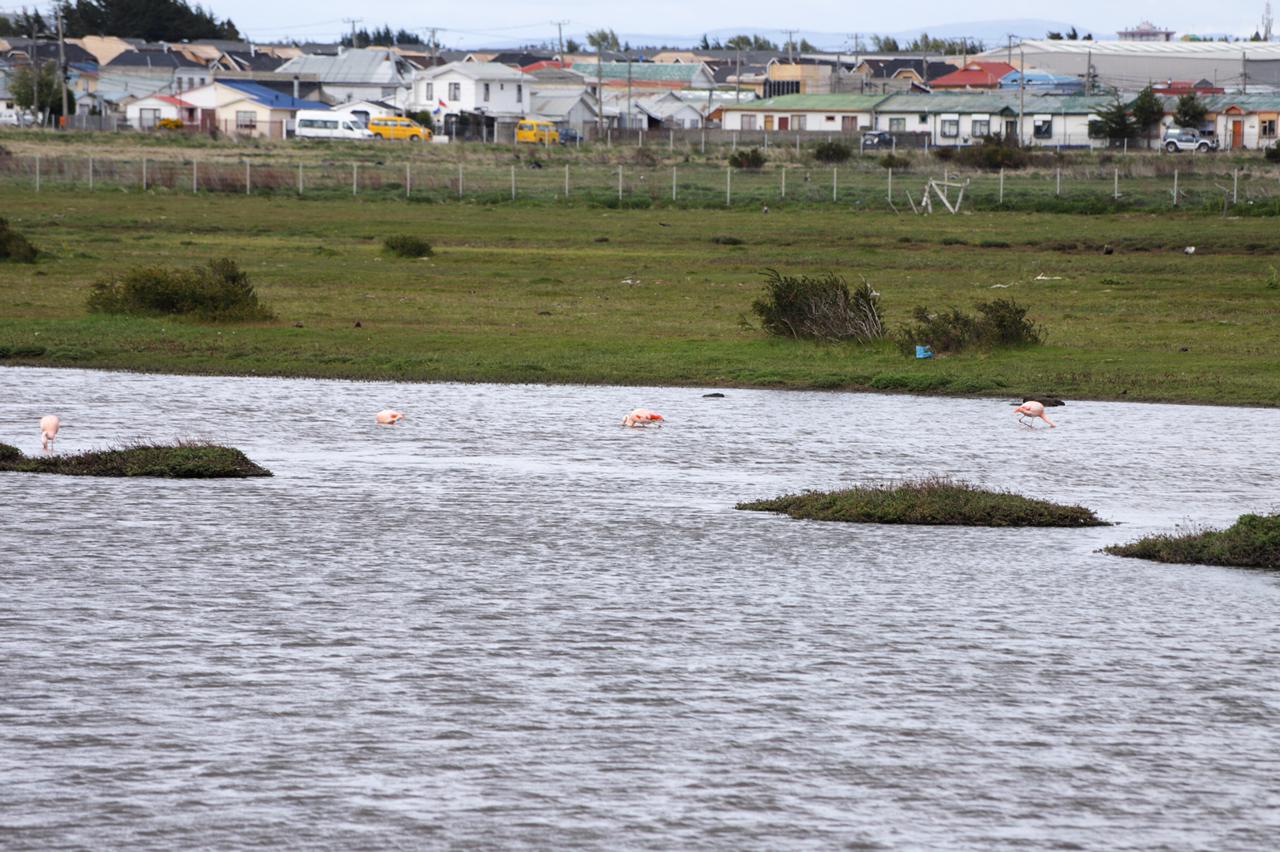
[4,153,1280,212]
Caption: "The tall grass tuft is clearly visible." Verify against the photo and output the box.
[1105,513,1280,569]
[87,258,274,322]
[0,217,38,263]
[752,269,885,343]
[896,298,1042,355]
[383,234,434,257]
[738,476,1108,527]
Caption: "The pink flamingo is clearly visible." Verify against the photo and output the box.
[622,408,664,428]
[40,415,61,453]
[376,409,406,426]
[1013,400,1056,428]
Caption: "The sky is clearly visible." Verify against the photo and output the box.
[215,2,1276,46]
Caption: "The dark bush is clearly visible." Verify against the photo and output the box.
[1265,145,1280,163]
[87,258,274,322]
[0,443,22,463]
[729,147,767,169]
[383,234,434,257]
[752,269,885,343]
[896,298,1042,355]
[878,153,910,170]
[710,235,744,245]
[1105,513,1280,569]
[813,140,852,163]
[932,146,955,161]
[957,138,1029,170]
[0,217,38,263]
[0,441,272,478]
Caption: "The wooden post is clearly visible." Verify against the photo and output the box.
[672,165,677,201]
[732,132,737,151]
[564,163,569,198]
[352,162,358,196]
[1056,166,1061,197]
[607,128,611,147]
[618,165,623,201]
[887,168,892,203]
[1232,168,1239,205]
[245,161,250,195]
[458,162,463,198]
[142,157,147,191]
[298,163,303,195]
[510,164,516,200]
[832,167,837,202]
[781,167,786,198]
[669,129,673,151]
[999,167,1004,204]
[1113,168,1119,200]
[88,155,93,191]
[406,162,411,198]
[1172,169,1178,206]
[192,160,197,193]
[35,154,40,192]
[700,130,705,153]
[726,166,731,206]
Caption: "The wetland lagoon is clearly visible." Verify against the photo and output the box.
[2,366,1278,849]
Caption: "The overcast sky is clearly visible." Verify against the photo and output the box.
[219,2,1276,45]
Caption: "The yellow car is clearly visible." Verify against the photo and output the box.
[367,116,431,141]
[516,119,559,145]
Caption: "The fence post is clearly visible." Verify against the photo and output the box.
[352,162,358,196]
[246,161,251,195]
[1055,166,1061,197]
[617,165,623,201]
[1172,169,1178,206]
[1123,138,1128,155]
[458,162,463,198]
[887,167,892,203]
[87,155,93,191]
[1114,168,1119,200]
[1232,168,1239,205]
[726,166,731,206]
[35,154,40,192]
[832,167,837,202]
[192,161,198,194]
[999,167,1004,204]
[701,130,705,154]
[142,158,147,191]
[732,132,737,151]
[607,128,612,147]
[781,167,786,198]
[638,128,644,147]
[564,163,570,198]
[669,129,673,151]
[672,165,677,201]
[764,133,769,151]
[511,164,516,200]
[406,162,411,198]
[795,133,799,154]
[298,163,303,195]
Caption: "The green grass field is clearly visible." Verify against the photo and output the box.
[3,188,1280,406]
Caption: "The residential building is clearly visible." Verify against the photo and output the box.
[1119,21,1176,41]
[569,61,716,92]
[125,94,197,128]
[276,47,418,103]
[720,94,889,132]
[931,61,1018,90]
[409,61,532,136]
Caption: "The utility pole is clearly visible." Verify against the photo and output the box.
[596,39,604,137]
[626,57,632,129]
[1085,49,1092,95]
[1006,34,1013,66]
[428,28,440,67]
[1242,50,1248,93]
[735,47,741,101]
[783,29,798,64]
[1018,45,1026,146]
[552,20,568,58]
[57,8,68,124]
[343,17,362,48]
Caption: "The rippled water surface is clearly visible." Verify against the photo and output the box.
[2,367,1278,850]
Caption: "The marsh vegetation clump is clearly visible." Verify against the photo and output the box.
[87,258,273,321]
[383,235,434,258]
[737,477,1108,527]
[0,217,38,263]
[0,441,272,478]
[752,269,885,343]
[1105,514,1280,569]
[896,298,1043,356]
[813,140,852,163]
[728,147,767,170]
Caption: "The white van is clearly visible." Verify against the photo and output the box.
[295,110,374,140]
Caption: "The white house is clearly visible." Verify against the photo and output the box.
[408,61,531,135]
[529,92,598,132]
[275,48,418,103]
[125,94,197,129]
[720,94,889,133]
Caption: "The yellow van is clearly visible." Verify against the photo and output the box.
[516,119,560,145]
[367,116,431,141]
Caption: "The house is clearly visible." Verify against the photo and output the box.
[931,62,1018,90]
[872,92,1114,148]
[1154,94,1280,149]
[720,93,889,132]
[104,47,212,97]
[180,79,327,138]
[850,58,958,90]
[125,94,197,129]
[633,92,707,128]
[569,61,716,92]
[327,98,401,125]
[276,47,418,103]
[998,70,1085,94]
[528,92,598,131]
[409,61,532,137]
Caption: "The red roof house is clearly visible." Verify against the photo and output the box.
[930,61,1018,90]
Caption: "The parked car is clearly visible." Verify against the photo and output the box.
[1162,128,1217,153]
[295,110,375,140]
[368,115,431,141]
[861,130,894,149]
[558,127,582,144]
[516,119,559,145]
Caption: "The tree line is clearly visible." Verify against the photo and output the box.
[0,1,238,41]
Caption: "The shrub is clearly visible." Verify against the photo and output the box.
[813,140,852,163]
[1266,145,1280,163]
[87,258,274,322]
[383,234,434,258]
[932,146,955,162]
[0,217,38,263]
[955,138,1029,170]
[156,118,184,130]
[896,298,1042,355]
[738,476,1108,527]
[0,441,272,478]
[879,153,910,170]
[728,147,766,169]
[1105,513,1280,569]
[752,269,885,342]
[710,235,744,245]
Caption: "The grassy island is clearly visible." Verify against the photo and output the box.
[0,442,271,478]
[737,477,1109,527]
[1105,513,1280,569]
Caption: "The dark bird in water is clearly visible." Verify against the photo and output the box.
[1022,396,1065,407]
[702,392,726,398]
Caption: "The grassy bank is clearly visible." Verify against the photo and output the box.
[737,478,1108,527]
[2,190,1280,405]
[1105,514,1280,569]
[0,441,271,478]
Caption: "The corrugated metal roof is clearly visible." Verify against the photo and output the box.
[221,80,327,111]
[987,39,1280,58]
[721,94,889,111]
[277,48,410,84]
[878,92,1115,114]
[1156,93,1280,111]
[570,62,707,82]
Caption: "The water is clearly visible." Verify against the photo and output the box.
[2,367,1278,850]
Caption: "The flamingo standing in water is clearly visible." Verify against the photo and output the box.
[622,408,664,428]
[376,410,406,426]
[1013,400,1057,428]
[40,415,61,453]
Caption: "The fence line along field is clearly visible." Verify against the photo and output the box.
[3,191,1279,406]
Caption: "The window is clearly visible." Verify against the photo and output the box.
[791,114,805,130]
[448,82,460,100]
[888,117,906,132]
[424,82,433,100]
[741,114,757,130]
[1033,118,1053,139]
[139,108,160,129]
[971,119,990,137]
[1262,118,1277,138]
[483,83,490,102]
[236,110,256,129]
[825,115,836,122]
[918,114,928,125]
[941,119,959,138]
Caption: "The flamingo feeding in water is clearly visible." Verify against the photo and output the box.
[40,415,61,453]
[376,410,406,426]
[1013,400,1057,428]
[622,408,664,428]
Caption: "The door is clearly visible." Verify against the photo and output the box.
[764,115,774,131]
[1004,119,1017,140]
[841,116,856,132]
[1231,120,1244,149]
[778,116,789,131]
